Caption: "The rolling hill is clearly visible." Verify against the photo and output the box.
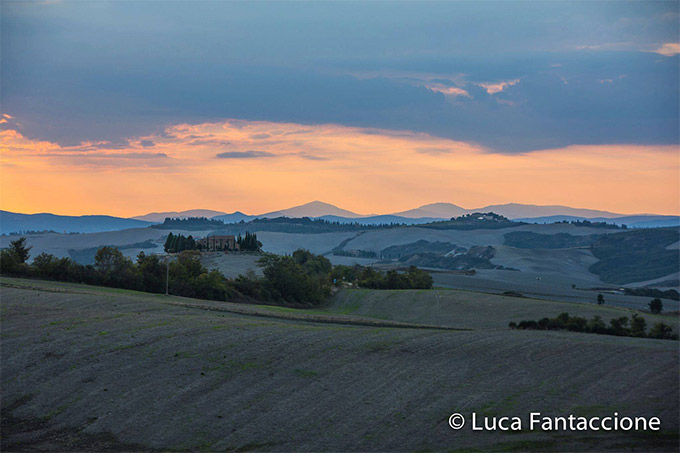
[392,202,467,219]
[1,280,677,452]
[259,201,365,218]
[0,211,154,234]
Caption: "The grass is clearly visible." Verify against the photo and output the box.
[293,369,319,378]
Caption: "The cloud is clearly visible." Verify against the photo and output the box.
[477,79,520,94]
[60,152,168,159]
[188,139,232,147]
[426,83,471,97]
[652,42,680,56]
[3,0,678,154]
[296,152,328,161]
[216,150,275,159]
[139,139,155,147]
[250,133,271,140]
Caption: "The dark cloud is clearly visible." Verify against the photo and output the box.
[2,1,677,152]
[216,151,275,159]
[296,152,328,161]
[45,152,168,159]
[139,139,155,147]
[188,139,232,147]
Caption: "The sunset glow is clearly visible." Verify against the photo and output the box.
[2,120,677,217]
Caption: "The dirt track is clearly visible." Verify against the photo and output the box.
[1,279,678,451]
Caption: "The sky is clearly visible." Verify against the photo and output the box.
[1,0,679,216]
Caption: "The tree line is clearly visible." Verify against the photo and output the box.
[163,232,261,253]
[509,312,677,340]
[1,238,432,307]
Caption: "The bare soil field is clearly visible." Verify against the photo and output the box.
[1,278,678,452]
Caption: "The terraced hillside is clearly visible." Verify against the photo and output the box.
[1,279,678,452]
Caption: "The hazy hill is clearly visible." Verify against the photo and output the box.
[127,201,666,224]
[131,209,226,222]
[474,203,623,219]
[392,202,467,219]
[259,201,364,218]
[0,211,153,234]
[518,215,680,228]
[210,211,256,224]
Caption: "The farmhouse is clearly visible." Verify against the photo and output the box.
[198,235,239,251]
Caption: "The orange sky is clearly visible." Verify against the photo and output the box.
[1,119,678,217]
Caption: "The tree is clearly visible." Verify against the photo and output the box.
[630,314,647,337]
[586,315,607,334]
[8,237,32,263]
[238,231,262,251]
[648,322,677,340]
[164,233,174,253]
[136,252,165,293]
[0,237,33,276]
[406,266,434,289]
[649,298,663,314]
[94,246,138,289]
[608,316,630,336]
[597,294,605,305]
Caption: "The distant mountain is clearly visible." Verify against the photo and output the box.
[211,211,256,224]
[519,215,680,229]
[393,203,467,219]
[259,201,363,219]
[474,203,622,219]
[0,211,153,234]
[131,209,226,222]
[391,202,632,220]
[317,215,443,225]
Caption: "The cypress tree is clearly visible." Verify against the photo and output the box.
[164,233,174,253]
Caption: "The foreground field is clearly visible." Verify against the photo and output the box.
[1,278,678,452]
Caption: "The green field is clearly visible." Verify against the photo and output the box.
[1,278,678,452]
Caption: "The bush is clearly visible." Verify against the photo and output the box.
[648,322,678,340]
[511,312,676,341]
[648,298,663,314]
[258,253,331,306]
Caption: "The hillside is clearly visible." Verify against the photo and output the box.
[1,279,678,452]
[590,228,680,284]
[260,201,364,219]
[0,211,153,234]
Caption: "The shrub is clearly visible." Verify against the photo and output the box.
[648,298,663,314]
[648,322,678,340]
[511,312,676,341]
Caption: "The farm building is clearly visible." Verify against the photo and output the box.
[197,235,239,251]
